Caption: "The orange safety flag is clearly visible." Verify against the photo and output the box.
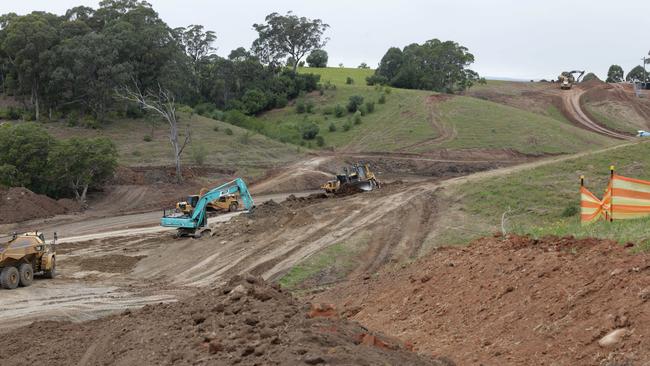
[581,172,650,224]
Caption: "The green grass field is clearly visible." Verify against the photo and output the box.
[441,141,650,247]
[298,66,374,86]
[435,96,614,155]
[39,114,302,174]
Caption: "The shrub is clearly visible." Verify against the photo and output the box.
[80,116,99,129]
[224,128,234,135]
[125,104,146,119]
[191,144,208,165]
[211,110,225,121]
[241,89,269,115]
[366,74,388,86]
[384,87,392,94]
[353,111,362,125]
[347,95,364,112]
[322,106,335,115]
[300,122,320,140]
[238,131,254,144]
[561,204,579,217]
[359,104,367,116]
[66,111,79,127]
[193,102,217,116]
[365,101,375,113]
[346,76,354,85]
[334,104,345,118]
[306,101,315,113]
[306,49,328,68]
[328,122,337,132]
[143,135,152,142]
[296,100,306,114]
[315,135,325,147]
[378,93,387,104]
[342,121,352,131]
[0,106,21,120]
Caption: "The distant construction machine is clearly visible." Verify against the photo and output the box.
[321,162,381,194]
[176,187,240,215]
[558,70,585,90]
[161,178,254,237]
[0,232,56,289]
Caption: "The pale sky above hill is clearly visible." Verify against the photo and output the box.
[3,0,650,80]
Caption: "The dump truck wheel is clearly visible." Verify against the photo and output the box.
[0,266,20,289]
[229,202,238,212]
[18,263,33,287]
[44,257,56,279]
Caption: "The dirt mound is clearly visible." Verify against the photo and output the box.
[316,235,650,365]
[78,254,146,273]
[0,187,80,224]
[0,275,452,366]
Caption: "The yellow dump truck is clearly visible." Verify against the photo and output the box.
[0,232,56,289]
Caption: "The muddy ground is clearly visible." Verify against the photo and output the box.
[314,235,650,366]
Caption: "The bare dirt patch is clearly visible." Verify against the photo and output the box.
[0,275,453,366]
[315,235,650,365]
[77,254,147,273]
[0,186,81,224]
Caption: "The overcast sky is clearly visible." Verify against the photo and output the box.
[3,0,649,80]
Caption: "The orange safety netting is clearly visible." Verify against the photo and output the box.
[581,173,650,224]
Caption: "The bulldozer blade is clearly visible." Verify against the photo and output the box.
[357,181,374,191]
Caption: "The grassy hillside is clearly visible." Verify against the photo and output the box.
[434,96,613,155]
[439,141,650,248]
[260,68,615,154]
[39,114,302,173]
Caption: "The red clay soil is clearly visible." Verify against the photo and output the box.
[0,275,454,366]
[315,235,650,366]
[0,186,80,224]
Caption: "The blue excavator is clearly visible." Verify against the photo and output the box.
[161,178,254,237]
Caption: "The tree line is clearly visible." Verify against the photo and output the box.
[0,1,328,123]
[606,64,648,83]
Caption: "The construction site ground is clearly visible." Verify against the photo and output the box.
[1,81,648,365]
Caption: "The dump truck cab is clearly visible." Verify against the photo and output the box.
[0,232,56,289]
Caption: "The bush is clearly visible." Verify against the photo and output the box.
[80,116,99,129]
[300,122,320,140]
[322,106,335,115]
[306,101,315,113]
[347,95,364,112]
[353,111,362,125]
[346,76,354,85]
[193,102,217,116]
[306,49,328,68]
[378,93,387,104]
[384,87,392,94]
[365,101,375,113]
[213,125,219,132]
[0,106,21,120]
[66,111,79,127]
[328,122,337,132]
[342,121,352,131]
[191,144,208,165]
[211,110,225,121]
[359,104,367,116]
[296,100,306,114]
[366,74,388,86]
[241,89,269,115]
[125,103,146,119]
[224,128,234,135]
[334,104,346,118]
[315,135,325,147]
[238,131,254,144]
[143,135,152,142]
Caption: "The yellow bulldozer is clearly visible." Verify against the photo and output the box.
[321,163,381,194]
[0,232,56,289]
[175,187,240,215]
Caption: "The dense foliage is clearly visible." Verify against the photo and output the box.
[626,65,648,83]
[0,123,117,200]
[368,39,483,93]
[606,65,624,83]
[306,49,328,68]
[0,1,323,122]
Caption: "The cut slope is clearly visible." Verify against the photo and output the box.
[317,235,650,366]
[582,83,650,134]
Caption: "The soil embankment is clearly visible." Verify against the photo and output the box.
[316,235,650,365]
[0,275,453,366]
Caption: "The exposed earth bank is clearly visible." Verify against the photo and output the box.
[0,275,454,366]
[314,235,650,365]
